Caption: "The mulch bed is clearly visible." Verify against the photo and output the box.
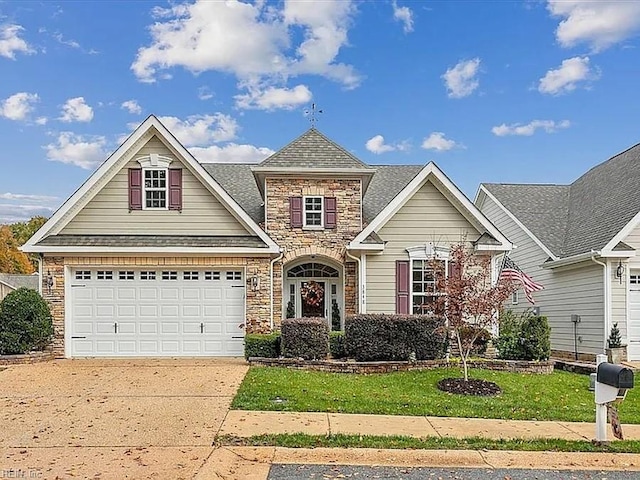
[437,377,502,396]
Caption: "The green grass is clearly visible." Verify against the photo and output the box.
[232,366,640,423]
[218,433,640,453]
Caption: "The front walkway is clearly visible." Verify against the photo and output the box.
[220,410,640,441]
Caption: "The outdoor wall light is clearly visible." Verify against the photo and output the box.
[45,270,54,294]
[251,275,260,291]
[615,261,625,284]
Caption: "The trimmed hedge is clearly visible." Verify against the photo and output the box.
[244,333,281,359]
[496,310,551,361]
[520,315,551,361]
[281,317,329,360]
[0,288,53,355]
[345,314,447,362]
[329,331,346,359]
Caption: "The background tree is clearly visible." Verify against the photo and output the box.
[434,244,515,381]
[0,225,34,274]
[10,216,47,271]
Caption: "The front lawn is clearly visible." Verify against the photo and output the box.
[232,366,640,423]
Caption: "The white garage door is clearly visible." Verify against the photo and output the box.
[69,268,245,357]
[629,271,640,361]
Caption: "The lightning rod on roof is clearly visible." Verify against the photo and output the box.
[304,103,323,128]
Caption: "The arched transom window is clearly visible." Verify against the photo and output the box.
[287,262,339,278]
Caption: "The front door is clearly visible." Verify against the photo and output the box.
[301,281,325,318]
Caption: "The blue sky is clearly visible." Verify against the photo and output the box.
[1,0,640,224]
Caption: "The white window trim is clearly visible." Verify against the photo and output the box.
[407,244,449,315]
[142,168,169,210]
[303,195,324,228]
[512,290,519,305]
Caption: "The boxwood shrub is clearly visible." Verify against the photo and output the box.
[281,317,329,360]
[329,331,346,359]
[0,287,53,355]
[496,310,551,361]
[244,333,281,359]
[345,314,447,362]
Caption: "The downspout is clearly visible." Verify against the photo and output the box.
[38,253,44,295]
[590,251,608,353]
[270,250,284,330]
[346,249,363,314]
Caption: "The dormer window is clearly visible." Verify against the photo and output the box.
[304,196,323,227]
[144,168,167,209]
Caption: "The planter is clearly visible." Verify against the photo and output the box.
[606,346,627,364]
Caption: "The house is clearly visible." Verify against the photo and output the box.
[23,115,511,358]
[0,273,39,301]
[475,142,640,361]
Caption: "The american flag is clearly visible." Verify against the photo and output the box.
[499,256,544,304]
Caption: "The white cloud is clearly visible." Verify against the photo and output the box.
[547,1,640,52]
[421,132,459,151]
[121,100,142,115]
[0,24,34,59]
[0,92,39,121]
[131,0,360,89]
[53,32,80,49]
[191,143,275,163]
[492,119,571,137]
[0,204,55,224]
[235,84,312,111]
[198,86,214,100]
[44,132,107,169]
[392,1,414,33]
[0,192,58,202]
[35,116,48,125]
[365,134,410,154]
[158,114,238,146]
[59,97,94,123]
[442,58,481,99]
[538,56,597,95]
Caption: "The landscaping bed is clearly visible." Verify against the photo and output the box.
[232,366,640,423]
[0,350,56,365]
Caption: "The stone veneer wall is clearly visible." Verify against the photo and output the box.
[42,255,272,357]
[265,178,362,322]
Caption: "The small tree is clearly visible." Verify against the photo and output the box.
[433,244,515,381]
[286,300,295,319]
[608,322,623,348]
[331,300,341,331]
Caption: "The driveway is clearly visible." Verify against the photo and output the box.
[0,358,249,479]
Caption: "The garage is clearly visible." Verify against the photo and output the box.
[630,271,640,361]
[68,267,245,357]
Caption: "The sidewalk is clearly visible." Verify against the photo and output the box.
[219,410,640,441]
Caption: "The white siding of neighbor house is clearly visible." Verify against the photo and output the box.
[478,193,605,356]
[366,179,481,314]
[60,136,249,236]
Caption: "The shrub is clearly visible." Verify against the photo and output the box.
[496,310,550,361]
[286,301,295,319]
[608,322,623,348]
[0,288,53,355]
[345,314,447,362]
[331,300,341,331]
[281,317,329,360]
[457,325,492,356]
[244,333,281,359]
[329,331,346,359]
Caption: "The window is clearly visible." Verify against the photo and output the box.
[205,271,221,281]
[511,291,519,305]
[140,271,156,280]
[631,274,639,285]
[75,270,91,280]
[144,169,167,209]
[162,271,178,280]
[118,271,134,280]
[226,271,242,281]
[287,262,339,278]
[97,271,113,280]
[411,259,444,315]
[183,271,199,280]
[304,196,323,227]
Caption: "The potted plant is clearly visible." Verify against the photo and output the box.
[606,322,626,364]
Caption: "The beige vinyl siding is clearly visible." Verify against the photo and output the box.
[60,136,249,236]
[479,194,605,356]
[366,179,481,313]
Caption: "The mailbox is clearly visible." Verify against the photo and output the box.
[597,363,634,389]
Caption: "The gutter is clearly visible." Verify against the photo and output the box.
[270,250,284,330]
[590,251,609,352]
[542,251,596,269]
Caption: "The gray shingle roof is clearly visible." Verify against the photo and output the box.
[483,141,640,258]
[37,235,267,248]
[362,165,423,223]
[0,273,39,290]
[256,128,375,170]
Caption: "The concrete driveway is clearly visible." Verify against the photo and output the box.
[0,358,250,479]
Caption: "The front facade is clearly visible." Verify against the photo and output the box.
[476,142,640,361]
[24,115,511,358]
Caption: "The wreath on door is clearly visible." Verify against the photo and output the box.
[300,281,324,307]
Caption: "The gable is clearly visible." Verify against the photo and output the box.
[623,221,640,251]
[59,135,250,236]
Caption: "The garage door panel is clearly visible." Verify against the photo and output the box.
[70,268,245,357]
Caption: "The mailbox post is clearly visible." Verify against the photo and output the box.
[594,354,634,442]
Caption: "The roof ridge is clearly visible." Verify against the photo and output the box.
[308,128,371,168]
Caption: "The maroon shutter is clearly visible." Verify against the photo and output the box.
[128,168,142,211]
[290,196,303,228]
[168,168,182,211]
[396,260,410,314]
[324,197,337,228]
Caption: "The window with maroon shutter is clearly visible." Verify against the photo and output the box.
[290,196,303,228]
[128,168,142,210]
[168,168,182,211]
[396,260,410,314]
[324,196,337,228]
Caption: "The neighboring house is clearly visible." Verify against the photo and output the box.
[0,273,40,301]
[23,115,511,358]
[476,142,640,361]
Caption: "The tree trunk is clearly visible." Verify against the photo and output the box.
[456,333,469,382]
